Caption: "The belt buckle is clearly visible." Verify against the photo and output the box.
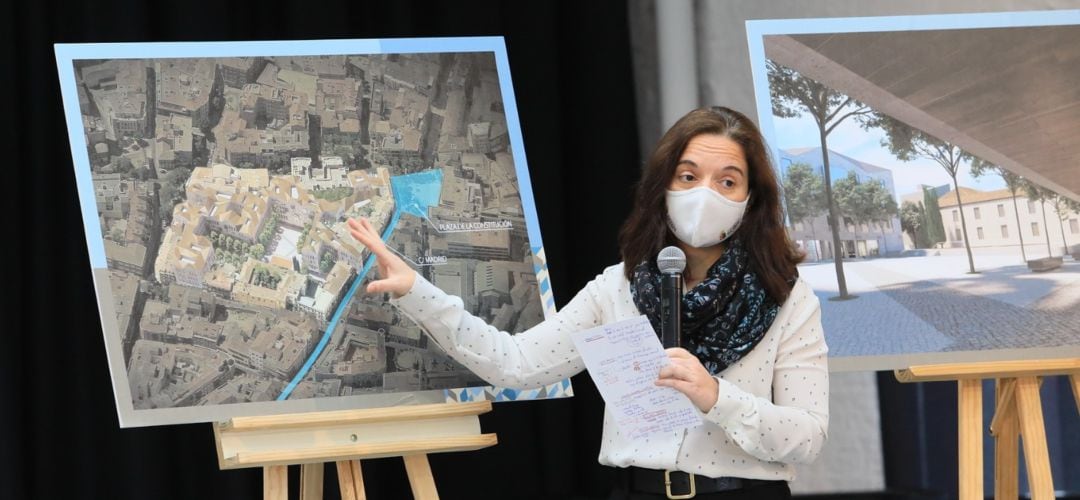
[664,469,696,499]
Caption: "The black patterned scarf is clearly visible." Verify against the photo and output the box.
[630,238,781,374]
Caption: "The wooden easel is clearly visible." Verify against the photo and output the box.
[895,358,1080,500]
[213,401,497,500]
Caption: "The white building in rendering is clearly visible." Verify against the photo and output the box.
[779,147,904,260]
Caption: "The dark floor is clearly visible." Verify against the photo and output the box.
[561,491,1080,500]
[794,491,1080,500]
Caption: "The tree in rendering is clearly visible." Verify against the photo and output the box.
[900,201,928,249]
[833,172,867,249]
[859,178,899,254]
[769,61,871,298]
[921,186,947,247]
[781,162,827,242]
[864,114,978,273]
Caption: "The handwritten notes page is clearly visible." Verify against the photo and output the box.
[569,315,702,440]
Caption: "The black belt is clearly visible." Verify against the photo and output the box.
[628,466,780,499]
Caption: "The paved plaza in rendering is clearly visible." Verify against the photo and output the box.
[801,252,1080,360]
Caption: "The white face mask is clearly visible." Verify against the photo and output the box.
[665,187,748,248]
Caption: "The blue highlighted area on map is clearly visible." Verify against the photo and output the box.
[392,169,444,219]
[278,169,444,400]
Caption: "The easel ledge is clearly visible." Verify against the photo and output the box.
[213,400,498,500]
[896,358,1080,382]
[895,358,1080,500]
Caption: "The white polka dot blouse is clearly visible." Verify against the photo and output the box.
[390,262,829,481]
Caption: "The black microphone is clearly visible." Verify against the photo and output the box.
[657,246,686,349]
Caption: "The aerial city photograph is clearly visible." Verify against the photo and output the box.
[75,52,546,409]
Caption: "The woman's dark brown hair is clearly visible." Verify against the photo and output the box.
[618,106,804,304]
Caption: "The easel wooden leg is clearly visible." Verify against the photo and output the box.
[897,361,1080,500]
[300,463,324,500]
[992,378,1019,500]
[957,379,984,500]
[264,465,288,500]
[336,460,366,500]
[403,454,439,500]
[1015,377,1054,500]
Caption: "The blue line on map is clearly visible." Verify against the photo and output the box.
[277,170,442,400]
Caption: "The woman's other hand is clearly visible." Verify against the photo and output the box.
[655,348,720,412]
[347,217,415,298]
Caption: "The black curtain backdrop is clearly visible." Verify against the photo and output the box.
[5,1,640,499]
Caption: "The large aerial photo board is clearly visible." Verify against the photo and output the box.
[56,37,567,427]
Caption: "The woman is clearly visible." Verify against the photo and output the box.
[347,107,828,499]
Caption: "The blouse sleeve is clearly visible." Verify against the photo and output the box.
[702,280,830,464]
[389,270,609,389]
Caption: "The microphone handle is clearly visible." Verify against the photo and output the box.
[660,272,682,348]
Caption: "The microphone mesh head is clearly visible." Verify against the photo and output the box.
[657,246,687,274]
